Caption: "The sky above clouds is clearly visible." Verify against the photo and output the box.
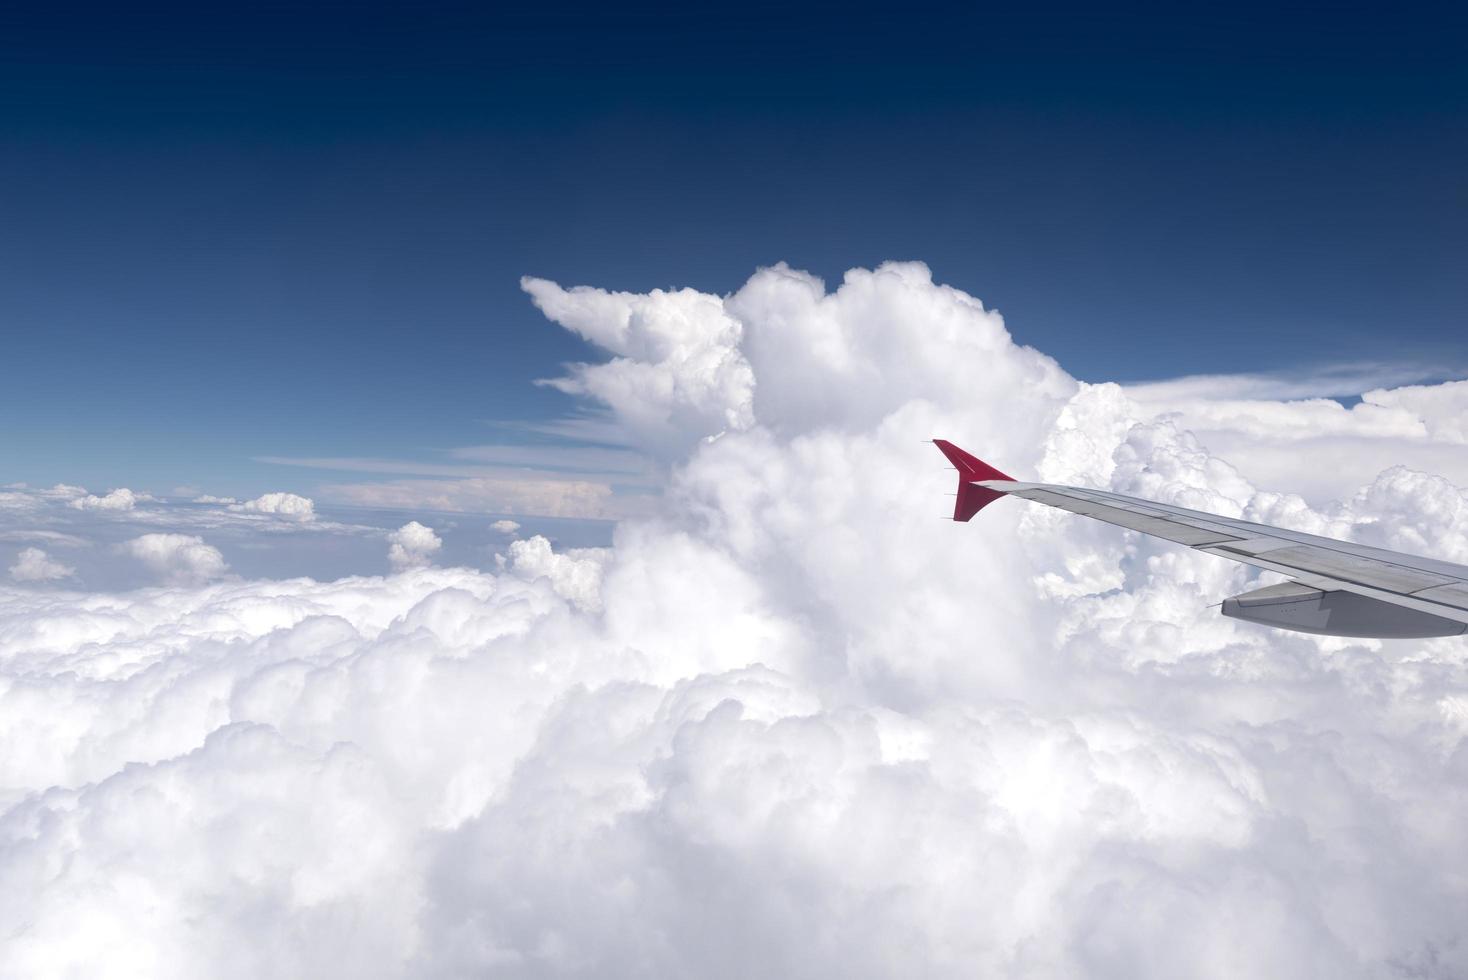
[1,2,1464,497]
[3,4,1468,977]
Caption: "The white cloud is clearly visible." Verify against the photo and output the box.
[0,492,44,514]
[387,522,442,570]
[1120,374,1468,503]
[42,483,88,499]
[1365,379,1468,443]
[120,533,229,584]
[0,486,386,586]
[490,519,521,535]
[1122,362,1456,402]
[192,494,239,505]
[69,488,144,511]
[3,264,1468,977]
[502,535,609,612]
[523,275,756,460]
[229,492,316,522]
[8,547,75,582]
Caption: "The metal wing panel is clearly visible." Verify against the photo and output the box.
[1249,545,1457,595]
[1197,546,1468,626]
[1005,485,1240,547]
[984,478,1468,623]
[1007,488,1112,515]
[1090,511,1240,547]
[1414,584,1468,609]
[1042,485,1468,582]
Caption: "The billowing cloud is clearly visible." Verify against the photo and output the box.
[120,533,230,584]
[387,521,443,570]
[490,519,521,535]
[7,547,74,582]
[3,263,1468,977]
[1364,378,1468,443]
[229,491,316,522]
[501,535,609,611]
[523,275,756,460]
[69,487,144,511]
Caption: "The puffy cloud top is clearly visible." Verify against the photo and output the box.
[7,547,74,583]
[503,535,609,612]
[523,275,756,460]
[387,521,442,570]
[68,488,142,511]
[229,492,316,521]
[120,533,229,584]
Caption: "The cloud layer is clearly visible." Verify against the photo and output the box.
[4,263,1468,977]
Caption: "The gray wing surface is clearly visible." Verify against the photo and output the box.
[980,479,1468,638]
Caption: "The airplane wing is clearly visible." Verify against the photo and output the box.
[934,439,1468,638]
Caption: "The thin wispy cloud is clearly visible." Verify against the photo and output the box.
[258,438,661,519]
[1124,361,1466,402]
[319,474,629,519]
[258,444,657,482]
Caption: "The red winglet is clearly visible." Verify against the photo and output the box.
[932,439,1014,521]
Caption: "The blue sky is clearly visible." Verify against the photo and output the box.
[2,2,1464,497]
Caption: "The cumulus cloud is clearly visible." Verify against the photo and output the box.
[7,547,75,582]
[68,487,144,511]
[0,485,385,586]
[490,519,521,535]
[192,494,239,505]
[387,522,443,570]
[1365,378,1468,443]
[4,263,1468,977]
[523,275,756,460]
[120,533,230,584]
[229,491,316,521]
[501,535,609,611]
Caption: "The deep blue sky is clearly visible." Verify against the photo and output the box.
[2,2,1464,494]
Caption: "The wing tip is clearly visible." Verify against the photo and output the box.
[930,439,1015,483]
[932,439,1014,521]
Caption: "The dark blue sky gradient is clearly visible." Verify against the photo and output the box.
[2,2,1464,492]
